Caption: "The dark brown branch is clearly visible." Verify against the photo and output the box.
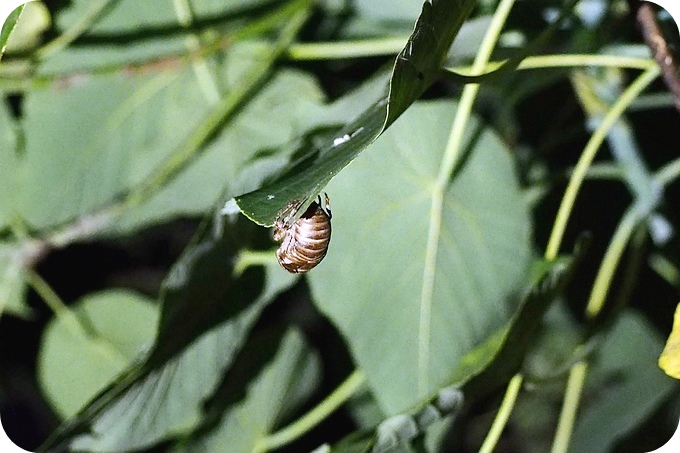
[634,1,680,111]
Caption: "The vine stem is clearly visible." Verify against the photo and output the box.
[418,0,516,400]
[172,0,221,104]
[234,249,278,276]
[121,0,313,209]
[25,269,128,364]
[1,54,655,93]
[545,60,661,453]
[34,0,118,60]
[550,361,588,453]
[477,374,524,453]
[544,64,660,261]
[585,207,642,318]
[25,269,84,338]
[287,36,410,60]
[252,370,366,453]
[547,209,644,451]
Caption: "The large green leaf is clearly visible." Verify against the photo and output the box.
[112,68,330,234]
[39,216,296,452]
[19,48,323,231]
[66,263,296,452]
[353,0,424,22]
[54,0,277,36]
[38,289,159,418]
[308,101,532,414]
[0,242,30,318]
[234,0,477,226]
[328,252,582,452]
[0,98,18,230]
[20,70,171,229]
[175,328,320,453]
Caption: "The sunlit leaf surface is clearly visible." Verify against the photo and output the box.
[308,101,532,414]
[38,290,159,418]
[329,253,581,452]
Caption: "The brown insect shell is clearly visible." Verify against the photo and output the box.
[274,199,332,274]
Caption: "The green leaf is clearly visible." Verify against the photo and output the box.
[0,242,31,318]
[307,101,532,414]
[234,0,477,226]
[329,247,583,452]
[0,3,25,61]
[113,68,330,234]
[353,0,425,22]
[54,0,276,36]
[22,1,311,235]
[568,311,677,453]
[66,266,296,452]
[0,98,18,230]
[39,217,296,452]
[21,48,325,232]
[20,69,188,229]
[175,328,320,453]
[37,289,159,418]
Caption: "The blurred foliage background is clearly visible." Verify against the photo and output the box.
[1,0,680,452]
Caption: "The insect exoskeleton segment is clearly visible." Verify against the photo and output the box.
[273,193,332,274]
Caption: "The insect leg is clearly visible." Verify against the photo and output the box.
[323,192,332,219]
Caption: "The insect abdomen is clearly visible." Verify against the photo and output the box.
[276,200,331,274]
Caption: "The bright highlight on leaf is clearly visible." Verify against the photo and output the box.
[659,302,680,379]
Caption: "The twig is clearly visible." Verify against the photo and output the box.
[634,1,680,111]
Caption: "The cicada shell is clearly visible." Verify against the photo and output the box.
[274,194,331,274]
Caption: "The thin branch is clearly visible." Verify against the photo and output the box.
[253,370,366,453]
[634,1,680,111]
[478,374,524,453]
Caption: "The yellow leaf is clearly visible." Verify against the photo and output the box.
[659,303,680,379]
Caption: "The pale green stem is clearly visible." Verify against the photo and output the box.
[25,269,86,338]
[172,0,221,104]
[550,361,588,453]
[546,61,660,453]
[287,36,409,60]
[655,154,680,186]
[252,370,366,453]
[544,65,660,260]
[648,254,680,287]
[234,249,279,276]
[478,374,524,453]
[446,54,654,75]
[25,270,128,364]
[585,207,642,318]
[285,35,654,70]
[35,0,117,59]
[419,0,517,399]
